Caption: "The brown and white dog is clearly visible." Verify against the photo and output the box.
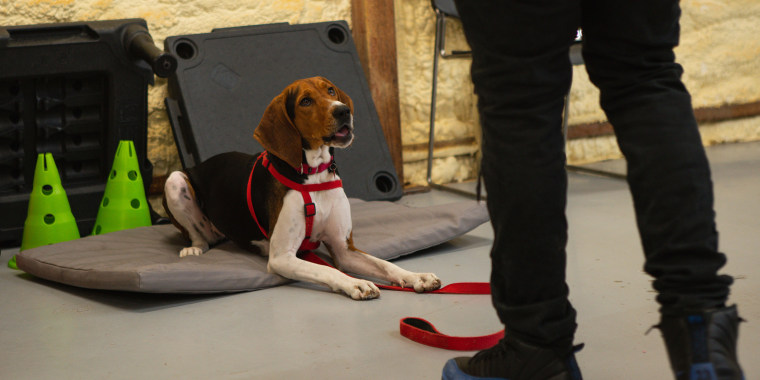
[163,77,441,300]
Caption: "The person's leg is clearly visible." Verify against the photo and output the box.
[444,1,583,379]
[582,0,732,318]
[582,0,731,310]
[582,1,742,378]
[455,0,580,349]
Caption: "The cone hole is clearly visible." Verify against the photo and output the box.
[131,199,140,209]
[44,214,55,225]
[102,197,110,207]
[110,170,117,179]
[42,184,53,195]
[95,225,102,234]
[128,170,138,181]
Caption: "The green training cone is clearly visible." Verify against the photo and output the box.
[8,255,18,270]
[17,153,81,257]
[91,140,151,235]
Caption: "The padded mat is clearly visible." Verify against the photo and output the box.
[16,199,488,293]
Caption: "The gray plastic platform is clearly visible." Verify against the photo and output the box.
[164,21,402,201]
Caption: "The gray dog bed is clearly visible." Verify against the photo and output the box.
[16,199,488,293]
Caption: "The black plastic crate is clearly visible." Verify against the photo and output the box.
[164,21,402,202]
[0,19,173,247]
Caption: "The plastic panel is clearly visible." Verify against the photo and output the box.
[164,21,402,201]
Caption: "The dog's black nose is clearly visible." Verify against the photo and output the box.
[333,105,351,119]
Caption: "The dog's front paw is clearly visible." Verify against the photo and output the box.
[404,273,442,293]
[179,246,206,257]
[342,279,380,300]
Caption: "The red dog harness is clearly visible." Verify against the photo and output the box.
[246,151,342,251]
[247,151,501,351]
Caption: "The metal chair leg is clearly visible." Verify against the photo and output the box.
[426,12,483,198]
[427,12,444,185]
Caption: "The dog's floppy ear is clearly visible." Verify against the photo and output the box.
[254,89,303,169]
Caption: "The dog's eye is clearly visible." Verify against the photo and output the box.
[327,87,336,96]
[299,97,312,107]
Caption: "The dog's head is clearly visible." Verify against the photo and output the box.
[254,76,354,169]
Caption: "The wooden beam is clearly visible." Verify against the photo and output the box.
[567,100,760,140]
[402,137,478,153]
[351,0,404,182]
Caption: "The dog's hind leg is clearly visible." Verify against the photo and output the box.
[163,171,225,257]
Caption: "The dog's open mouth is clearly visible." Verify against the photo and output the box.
[334,125,351,138]
[328,125,353,144]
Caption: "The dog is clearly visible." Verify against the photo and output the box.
[163,77,441,300]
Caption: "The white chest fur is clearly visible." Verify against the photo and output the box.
[268,145,351,254]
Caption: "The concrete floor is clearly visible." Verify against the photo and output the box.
[1,141,758,380]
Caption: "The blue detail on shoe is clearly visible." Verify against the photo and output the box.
[689,362,717,380]
[442,359,506,380]
[566,348,583,380]
[687,315,704,324]
[687,314,709,363]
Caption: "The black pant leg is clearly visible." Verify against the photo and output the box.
[455,0,581,346]
[581,0,732,313]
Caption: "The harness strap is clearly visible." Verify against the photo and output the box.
[246,152,343,251]
[299,250,503,351]
[262,152,343,193]
[247,154,268,239]
[299,190,320,251]
[300,158,335,175]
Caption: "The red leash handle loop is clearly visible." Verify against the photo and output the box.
[400,317,505,351]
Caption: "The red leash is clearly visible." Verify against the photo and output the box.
[400,317,505,351]
[299,251,505,351]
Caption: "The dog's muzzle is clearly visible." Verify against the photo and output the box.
[327,105,353,145]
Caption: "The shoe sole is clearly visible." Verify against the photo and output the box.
[442,359,507,380]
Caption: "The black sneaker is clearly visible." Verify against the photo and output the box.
[442,335,583,380]
[656,304,744,380]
